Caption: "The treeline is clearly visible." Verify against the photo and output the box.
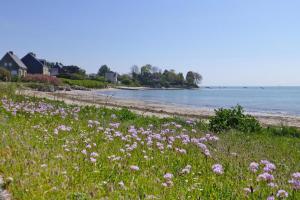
[118,64,202,88]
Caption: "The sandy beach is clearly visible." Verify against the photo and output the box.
[20,88,300,128]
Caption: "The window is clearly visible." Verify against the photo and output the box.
[11,70,17,75]
[4,62,7,66]
[8,63,12,67]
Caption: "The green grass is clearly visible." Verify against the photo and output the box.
[0,85,300,199]
[60,78,108,89]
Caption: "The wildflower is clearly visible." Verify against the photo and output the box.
[90,157,97,163]
[264,163,276,172]
[0,189,11,200]
[81,149,87,155]
[90,152,99,157]
[249,162,259,173]
[288,172,300,190]
[276,190,288,198]
[162,180,173,187]
[268,182,277,188]
[118,181,125,189]
[181,165,192,174]
[130,165,139,171]
[212,164,224,175]
[243,187,251,195]
[267,196,275,200]
[163,173,173,180]
[257,172,274,182]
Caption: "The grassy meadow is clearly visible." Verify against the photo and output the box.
[0,85,300,199]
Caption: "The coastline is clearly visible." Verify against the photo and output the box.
[20,88,300,128]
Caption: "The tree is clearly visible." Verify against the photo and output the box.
[131,65,140,75]
[0,67,11,81]
[193,72,202,84]
[186,71,202,85]
[141,64,152,75]
[98,65,111,76]
[186,71,195,85]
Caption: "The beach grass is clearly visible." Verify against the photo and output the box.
[0,86,300,199]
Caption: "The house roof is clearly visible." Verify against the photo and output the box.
[7,51,27,69]
[23,53,49,69]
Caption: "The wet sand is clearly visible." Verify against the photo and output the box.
[20,89,300,128]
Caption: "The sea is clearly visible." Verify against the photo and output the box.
[97,87,300,116]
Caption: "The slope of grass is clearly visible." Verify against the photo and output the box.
[60,78,108,89]
[0,86,299,199]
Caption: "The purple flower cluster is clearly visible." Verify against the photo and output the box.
[288,172,300,190]
[212,164,224,175]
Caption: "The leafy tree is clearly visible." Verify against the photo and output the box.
[193,72,202,85]
[186,71,195,85]
[0,67,11,81]
[141,64,152,75]
[62,65,85,75]
[98,65,111,76]
[131,65,140,75]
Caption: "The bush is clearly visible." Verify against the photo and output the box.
[23,82,55,92]
[0,67,11,81]
[116,108,137,121]
[22,74,61,85]
[57,73,86,80]
[209,105,261,133]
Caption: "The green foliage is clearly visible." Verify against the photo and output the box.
[128,65,202,88]
[267,125,300,138]
[22,82,55,92]
[0,67,11,81]
[67,193,89,200]
[116,108,137,121]
[97,65,110,76]
[186,71,202,86]
[209,105,261,133]
[58,73,86,80]
[60,78,107,89]
[0,83,16,97]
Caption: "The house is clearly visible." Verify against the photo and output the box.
[105,72,118,83]
[50,62,63,76]
[21,52,50,75]
[0,51,27,77]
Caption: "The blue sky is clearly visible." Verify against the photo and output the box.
[1,0,300,86]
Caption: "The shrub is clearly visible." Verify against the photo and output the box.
[23,82,55,92]
[209,105,261,133]
[57,73,86,80]
[116,108,137,121]
[22,74,61,85]
[0,67,11,81]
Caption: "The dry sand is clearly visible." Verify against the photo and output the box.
[20,89,300,128]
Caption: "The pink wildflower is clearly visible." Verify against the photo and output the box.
[249,162,259,173]
[276,190,288,198]
[212,164,224,175]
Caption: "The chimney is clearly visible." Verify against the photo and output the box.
[29,52,36,57]
[8,51,13,55]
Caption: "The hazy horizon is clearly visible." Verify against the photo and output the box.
[1,0,300,86]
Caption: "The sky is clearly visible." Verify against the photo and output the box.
[1,0,300,86]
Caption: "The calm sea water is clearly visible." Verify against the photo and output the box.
[98,87,300,116]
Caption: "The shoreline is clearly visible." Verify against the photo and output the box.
[20,88,300,128]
